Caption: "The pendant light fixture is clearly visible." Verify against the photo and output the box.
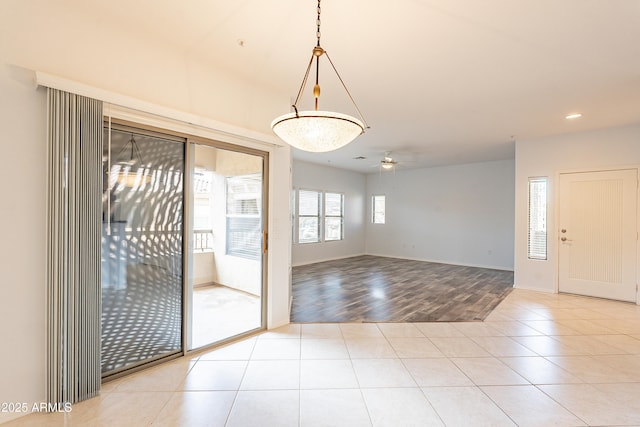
[271,0,369,152]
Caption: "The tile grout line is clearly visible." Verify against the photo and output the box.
[223,337,257,426]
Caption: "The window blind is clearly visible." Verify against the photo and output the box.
[226,174,262,259]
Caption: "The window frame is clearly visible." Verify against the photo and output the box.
[294,188,345,243]
[324,192,344,242]
[527,177,548,260]
[225,173,262,260]
[297,188,322,244]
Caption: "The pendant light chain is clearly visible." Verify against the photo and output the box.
[314,0,322,110]
[271,0,369,152]
[289,0,368,127]
[316,0,322,46]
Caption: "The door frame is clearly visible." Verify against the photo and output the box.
[101,119,189,381]
[183,135,269,354]
[102,118,270,371]
[555,165,640,305]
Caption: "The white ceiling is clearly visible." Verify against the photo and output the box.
[79,0,640,173]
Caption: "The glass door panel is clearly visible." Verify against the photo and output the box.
[188,144,264,350]
[101,126,184,376]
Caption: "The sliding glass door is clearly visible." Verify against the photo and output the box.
[187,143,266,350]
[101,122,268,377]
[101,125,184,376]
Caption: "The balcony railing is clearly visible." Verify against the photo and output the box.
[193,229,213,252]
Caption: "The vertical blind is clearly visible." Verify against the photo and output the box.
[528,177,548,260]
[47,89,102,405]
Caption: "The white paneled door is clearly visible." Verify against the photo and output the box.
[558,169,638,302]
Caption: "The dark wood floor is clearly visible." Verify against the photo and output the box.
[291,255,514,323]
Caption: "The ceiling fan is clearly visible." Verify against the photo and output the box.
[379,151,398,170]
[366,150,418,172]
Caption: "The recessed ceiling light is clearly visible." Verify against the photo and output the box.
[565,113,582,120]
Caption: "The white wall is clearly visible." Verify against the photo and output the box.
[0,64,47,425]
[266,147,293,328]
[514,123,640,293]
[365,159,515,270]
[0,3,292,423]
[292,160,366,265]
[193,252,216,286]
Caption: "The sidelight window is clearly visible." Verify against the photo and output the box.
[528,177,547,260]
[372,195,386,224]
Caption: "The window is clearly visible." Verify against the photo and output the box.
[372,195,386,224]
[324,192,344,241]
[298,189,321,243]
[528,177,547,260]
[295,189,345,243]
[226,174,262,259]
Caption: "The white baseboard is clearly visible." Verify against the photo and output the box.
[292,253,367,267]
[512,283,556,293]
[363,252,515,272]
[268,316,291,330]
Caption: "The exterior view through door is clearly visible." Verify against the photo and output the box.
[558,169,638,302]
[188,143,266,350]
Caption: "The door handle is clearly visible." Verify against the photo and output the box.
[263,230,268,254]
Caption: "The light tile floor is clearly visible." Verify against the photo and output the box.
[6,289,640,426]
